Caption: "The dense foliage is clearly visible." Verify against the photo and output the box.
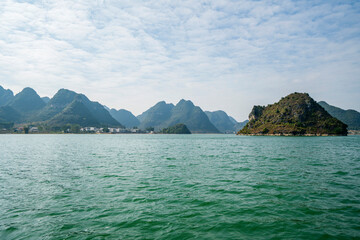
[160,123,191,134]
[239,93,348,135]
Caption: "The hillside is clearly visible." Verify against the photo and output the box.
[33,89,121,127]
[47,97,100,127]
[109,109,140,128]
[138,100,219,133]
[205,110,238,133]
[239,93,347,136]
[7,87,45,116]
[235,120,249,132]
[168,100,219,133]
[42,97,50,104]
[0,106,21,123]
[0,86,14,106]
[33,89,78,121]
[318,101,360,130]
[160,123,191,134]
[138,101,174,130]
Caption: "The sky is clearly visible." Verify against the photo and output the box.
[0,0,359,121]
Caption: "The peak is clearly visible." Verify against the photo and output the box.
[283,92,311,99]
[156,101,167,105]
[57,88,77,94]
[177,99,194,107]
[154,101,174,108]
[20,87,37,94]
[0,85,13,95]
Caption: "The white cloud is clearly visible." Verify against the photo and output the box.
[0,0,359,120]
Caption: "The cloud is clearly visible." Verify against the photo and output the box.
[0,0,359,120]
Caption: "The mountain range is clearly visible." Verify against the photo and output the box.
[0,85,244,133]
[0,87,123,128]
[2,85,356,134]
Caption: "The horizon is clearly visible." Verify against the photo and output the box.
[1,84,358,123]
[1,1,359,120]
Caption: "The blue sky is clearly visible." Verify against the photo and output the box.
[0,0,359,120]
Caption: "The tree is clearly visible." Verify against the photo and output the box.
[71,124,81,133]
[146,127,154,132]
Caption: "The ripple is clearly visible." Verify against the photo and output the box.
[0,134,359,239]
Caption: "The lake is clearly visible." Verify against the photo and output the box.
[0,134,359,239]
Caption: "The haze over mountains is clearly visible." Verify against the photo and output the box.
[2,85,357,133]
[205,110,249,133]
[109,109,140,128]
[0,86,245,133]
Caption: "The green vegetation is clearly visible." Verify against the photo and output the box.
[47,97,101,127]
[138,101,174,130]
[8,87,45,115]
[318,101,360,130]
[0,106,21,123]
[160,123,191,134]
[205,110,246,133]
[109,108,140,128]
[0,86,14,106]
[239,93,348,136]
[138,100,219,133]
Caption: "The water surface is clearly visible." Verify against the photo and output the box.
[0,135,359,239]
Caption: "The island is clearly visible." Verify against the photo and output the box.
[238,92,348,136]
[160,123,191,134]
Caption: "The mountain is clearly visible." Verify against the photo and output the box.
[0,86,14,106]
[138,99,219,133]
[7,87,45,116]
[205,110,238,133]
[239,92,347,136]
[109,109,140,128]
[235,120,249,132]
[33,89,78,121]
[138,101,174,130]
[78,94,120,126]
[166,100,220,133]
[228,116,238,125]
[318,101,360,130]
[41,97,50,104]
[34,89,121,127]
[0,106,21,123]
[205,111,249,133]
[160,123,191,134]
[48,96,101,127]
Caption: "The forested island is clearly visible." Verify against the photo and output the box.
[238,93,348,136]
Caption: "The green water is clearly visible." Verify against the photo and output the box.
[0,135,359,239]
